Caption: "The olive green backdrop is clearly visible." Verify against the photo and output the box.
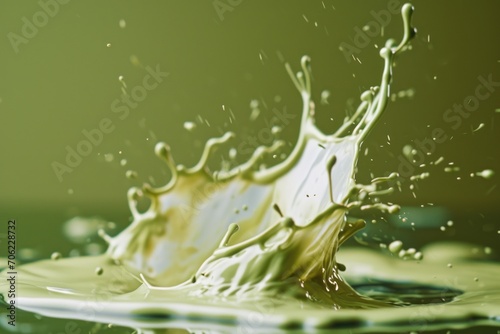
[1,1,499,253]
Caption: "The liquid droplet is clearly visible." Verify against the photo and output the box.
[183,121,196,131]
[476,169,494,179]
[389,240,403,254]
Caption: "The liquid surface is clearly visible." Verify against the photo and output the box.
[2,4,500,333]
[3,243,500,333]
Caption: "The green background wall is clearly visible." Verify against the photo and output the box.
[1,1,499,253]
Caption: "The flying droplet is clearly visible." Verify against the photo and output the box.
[472,123,485,132]
[183,122,196,132]
[229,148,237,160]
[126,170,138,179]
[476,169,494,179]
[413,252,423,261]
[320,90,330,105]
[271,126,282,135]
[388,240,403,254]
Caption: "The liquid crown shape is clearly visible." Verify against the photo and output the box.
[99,3,414,304]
